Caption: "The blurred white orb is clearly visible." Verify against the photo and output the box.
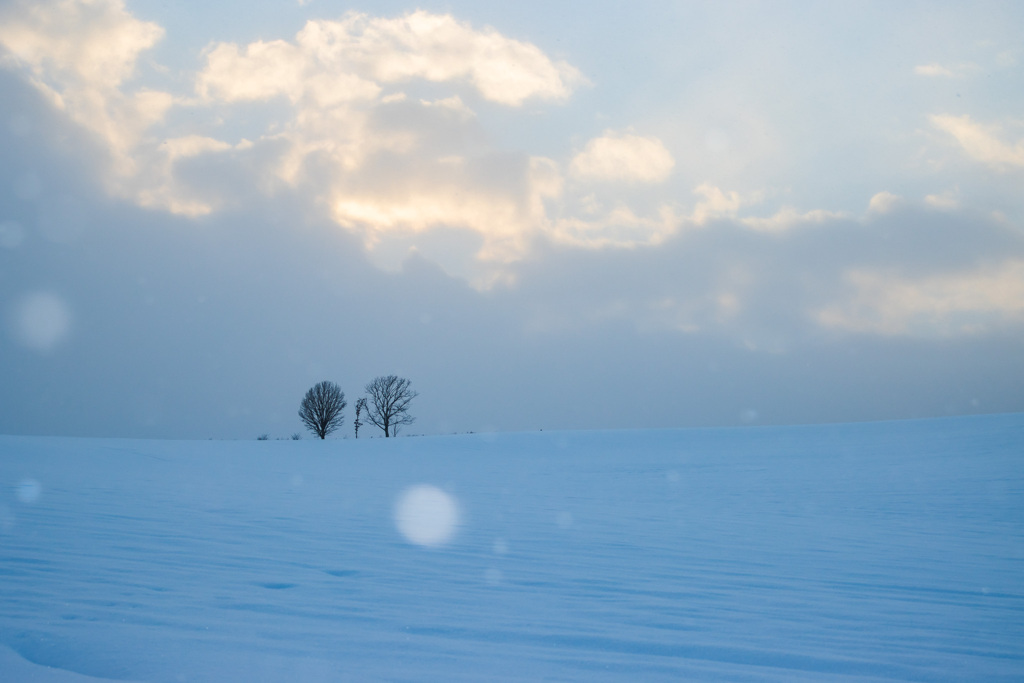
[15,479,41,503]
[11,291,71,352]
[394,484,460,547]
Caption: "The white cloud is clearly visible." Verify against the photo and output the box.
[914,62,985,79]
[10,2,940,295]
[0,0,162,89]
[328,154,562,268]
[913,62,982,79]
[995,49,1018,68]
[924,190,959,211]
[914,63,956,78]
[131,135,250,217]
[197,39,381,106]
[689,183,744,223]
[680,184,843,234]
[550,204,678,249]
[870,190,959,214]
[188,12,593,270]
[868,191,903,214]
[198,11,583,108]
[0,0,171,160]
[0,0,184,211]
[0,2,589,251]
[569,131,674,184]
[741,207,845,234]
[316,11,584,106]
[333,190,523,255]
[158,135,233,160]
[817,261,1024,336]
[197,40,307,103]
[930,114,1024,169]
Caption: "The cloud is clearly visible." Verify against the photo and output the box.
[688,183,744,224]
[569,131,675,183]
[924,190,959,211]
[683,184,840,234]
[507,193,1024,347]
[329,156,551,262]
[5,0,1020,328]
[196,39,381,105]
[127,135,255,216]
[0,0,162,89]
[317,150,565,281]
[869,190,958,215]
[0,2,592,266]
[191,14,691,272]
[914,62,981,79]
[198,11,583,108]
[914,63,956,78]
[930,114,1024,169]
[995,49,1018,69]
[817,261,1024,336]
[0,0,190,216]
[550,204,678,249]
[159,135,234,160]
[868,191,903,214]
[740,207,846,234]
[0,0,171,160]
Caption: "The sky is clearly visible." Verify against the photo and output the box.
[0,0,1022,439]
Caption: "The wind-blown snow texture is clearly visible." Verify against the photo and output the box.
[1,415,1022,681]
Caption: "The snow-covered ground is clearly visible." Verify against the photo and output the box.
[1,415,1022,681]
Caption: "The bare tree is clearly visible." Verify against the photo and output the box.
[364,375,418,437]
[354,397,366,440]
[298,381,347,439]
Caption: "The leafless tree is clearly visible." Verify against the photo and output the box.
[354,398,367,438]
[364,375,418,437]
[298,381,347,439]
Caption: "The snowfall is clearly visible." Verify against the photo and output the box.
[0,414,1022,681]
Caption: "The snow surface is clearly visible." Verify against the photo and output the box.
[1,415,1022,681]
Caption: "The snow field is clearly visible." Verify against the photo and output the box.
[1,414,1022,681]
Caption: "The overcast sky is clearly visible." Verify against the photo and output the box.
[1,0,1022,438]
